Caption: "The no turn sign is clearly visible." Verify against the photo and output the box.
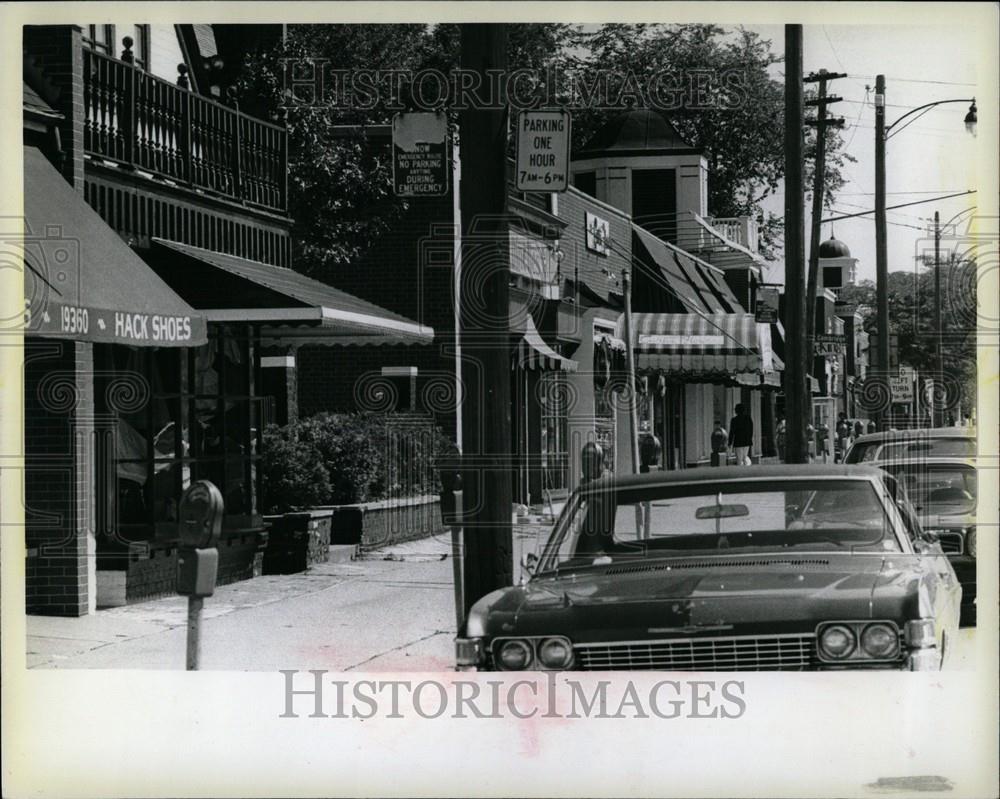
[516,109,571,192]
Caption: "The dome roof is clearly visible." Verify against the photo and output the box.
[819,236,851,259]
[574,109,698,158]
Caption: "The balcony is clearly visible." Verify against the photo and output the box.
[83,48,287,213]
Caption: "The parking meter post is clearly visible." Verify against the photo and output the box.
[186,596,204,670]
[177,480,224,671]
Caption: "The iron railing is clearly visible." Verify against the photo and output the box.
[83,48,287,213]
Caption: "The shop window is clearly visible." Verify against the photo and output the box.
[539,371,569,492]
[380,367,416,412]
[96,324,262,547]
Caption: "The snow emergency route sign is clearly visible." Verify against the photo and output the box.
[516,110,571,192]
[392,112,449,197]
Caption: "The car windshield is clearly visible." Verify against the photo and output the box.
[883,465,977,515]
[878,438,975,460]
[538,479,901,573]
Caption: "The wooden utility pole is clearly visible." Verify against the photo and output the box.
[457,24,513,620]
[874,74,890,427]
[783,25,808,464]
[622,269,644,535]
[804,70,846,355]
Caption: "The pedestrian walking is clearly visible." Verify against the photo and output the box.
[775,416,787,463]
[728,403,754,466]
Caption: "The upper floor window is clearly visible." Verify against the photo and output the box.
[79,24,149,69]
[80,24,114,55]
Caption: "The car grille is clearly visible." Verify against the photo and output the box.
[574,634,818,671]
[937,533,963,554]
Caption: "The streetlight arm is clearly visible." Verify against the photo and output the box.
[885,98,975,135]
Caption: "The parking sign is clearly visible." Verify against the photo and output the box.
[516,109,571,192]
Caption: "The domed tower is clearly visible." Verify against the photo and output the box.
[818,234,858,296]
[570,109,708,243]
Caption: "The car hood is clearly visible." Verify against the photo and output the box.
[468,553,928,641]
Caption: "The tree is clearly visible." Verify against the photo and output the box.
[234,23,577,279]
[838,259,978,415]
[566,25,855,260]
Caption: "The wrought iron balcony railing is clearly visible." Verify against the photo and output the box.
[83,48,287,213]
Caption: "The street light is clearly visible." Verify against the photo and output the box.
[873,74,977,429]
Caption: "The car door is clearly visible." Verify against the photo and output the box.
[882,473,962,631]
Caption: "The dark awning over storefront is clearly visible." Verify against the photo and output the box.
[150,239,433,346]
[618,312,774,379]
[632,226,706,313]
[21,147,207,347]
[516,314,578,372]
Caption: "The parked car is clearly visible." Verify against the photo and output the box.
[844,427,975,464]
[455,464,961,672]
[875,457,977,627]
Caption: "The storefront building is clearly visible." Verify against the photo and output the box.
[22,25,431,614]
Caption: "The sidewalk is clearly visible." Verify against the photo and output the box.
[26,523,553,671]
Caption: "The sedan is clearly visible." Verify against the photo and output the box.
[876,457,977,626]
[456,465,961,672]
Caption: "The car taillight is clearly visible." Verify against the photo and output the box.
[861,623,899,658]
[537,637,573,669]
[819,624,856,659]
[497,639,533,670]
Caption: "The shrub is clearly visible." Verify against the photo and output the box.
[261,412,455,514]
[260,424,332,514]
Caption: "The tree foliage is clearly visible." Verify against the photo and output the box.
[234,23,851,273]
[838,259,978,414]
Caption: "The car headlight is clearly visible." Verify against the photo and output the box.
[819,624,856,659]
[497,639,533,670]
[861,623,899,659]
[967,526,977,558]
[537,637,573,669]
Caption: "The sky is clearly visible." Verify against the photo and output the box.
[751,23,983,285]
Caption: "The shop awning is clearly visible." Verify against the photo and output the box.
[632,226,707,313]
[762,352,783,387]
[150,239,433,346]
[516,314,578,372]
[618,312,774,379]
[21,147,207,347]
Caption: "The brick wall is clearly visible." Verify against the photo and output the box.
[24,338,95,616]
[23,26,85,192]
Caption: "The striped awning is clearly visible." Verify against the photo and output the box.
[762,352,783,387]
[618,312,773,378]
[516,314,578,372]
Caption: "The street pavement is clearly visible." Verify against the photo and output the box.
[26,521,979,671]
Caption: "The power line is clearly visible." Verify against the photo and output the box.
[882,76,977,87]
[822,189,977,223]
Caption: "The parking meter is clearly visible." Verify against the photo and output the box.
[582,442,604,482]
[710,422,728,467]
[177,480,224,597]
[435,444,463,528]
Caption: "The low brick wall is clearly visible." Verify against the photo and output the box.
[262,510,332,574]
[322,495,444,552]
[97,529,267,605]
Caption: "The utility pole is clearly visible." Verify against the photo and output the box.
[622,269,644,534]
[457,23,513,620]
[934,210,942,428]
[783,25,808,464]
[874,74,890,428]
[804,70,846,364]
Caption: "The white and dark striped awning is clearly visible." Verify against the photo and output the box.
[617,312,774,378]
[515,314,578,372]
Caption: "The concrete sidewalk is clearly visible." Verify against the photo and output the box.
[25,524,552,671]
